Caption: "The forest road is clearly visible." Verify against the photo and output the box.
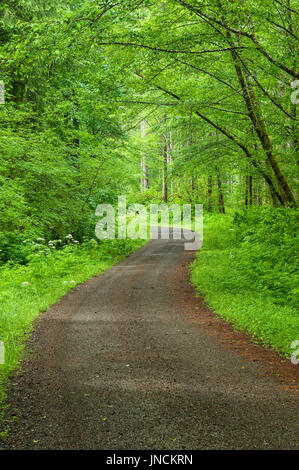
[2,228,299,450]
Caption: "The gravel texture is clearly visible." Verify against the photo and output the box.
[2,230,298,450]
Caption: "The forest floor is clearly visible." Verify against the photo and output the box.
[1,228,298,450]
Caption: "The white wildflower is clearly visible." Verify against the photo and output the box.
[21,282,29,287]
[63,280,76,286]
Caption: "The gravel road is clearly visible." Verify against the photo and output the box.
[2,229,298,449]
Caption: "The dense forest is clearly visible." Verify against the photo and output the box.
[0,0,298,430]
[0,0,298,242]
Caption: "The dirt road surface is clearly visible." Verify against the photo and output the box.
[2,229,299,449]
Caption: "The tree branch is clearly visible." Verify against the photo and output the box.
[174,0,299,78]
[135,71,283,204]
[96,41,245,55]
[173,57,243,96]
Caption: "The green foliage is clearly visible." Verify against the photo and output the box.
[192,210,298,357]
[0,0,298,427]
[127,188,163,206]
[232,208,298,305]
[0,231,33,264]
[202,214,234,250]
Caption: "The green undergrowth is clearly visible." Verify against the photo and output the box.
[191,208,298,358]
[0,236,145,427]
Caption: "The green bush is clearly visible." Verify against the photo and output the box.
[202,213,234,250]
[192,208,298,357]
[231,208,298,306]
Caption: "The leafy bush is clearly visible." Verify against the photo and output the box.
[231,208,298,306]
[192,209,298,357]
[0,232,34,265]
[127,189,163,206]
[202,213,234,250]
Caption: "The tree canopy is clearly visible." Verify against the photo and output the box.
[0,0,298,249]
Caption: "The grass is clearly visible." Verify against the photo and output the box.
[191,213,298,358]
[0,237,145,425]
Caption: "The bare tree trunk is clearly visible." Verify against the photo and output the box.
[245,175,249,207]
[207,176,213,212]
[167,130,174,195]
[249,175,253,206]
[140,120,149,192]
[245,175,253,207]
[255,178,262,206]
[162,136,168,203]
[217,175,225,214]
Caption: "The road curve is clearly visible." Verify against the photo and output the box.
[2,230,299,449]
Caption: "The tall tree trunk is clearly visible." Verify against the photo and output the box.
[167,130,173,195]
[255,178,262,206]
[72,90,80,148]
[218,7,297,207]
[245,175,253,207]
[217,175,225,214]
[162,136,168,203]
[207,176,213,212]
[140,120,149,192]
[144,73,284,206]
[245,175,249,207]
[244,73,296,206]
[249,175,253,206]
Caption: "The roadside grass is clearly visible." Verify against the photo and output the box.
[191,212,298,358]
[0,237,145,427]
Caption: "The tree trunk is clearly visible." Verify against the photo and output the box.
[167,131,173,195]
[162,137,168,203]
[207,176,213,212]
[226,33,296,206]
[217,175,225,214]
[245,175,253,207]
[245,176,249,207]
[140,120,149,192]
[249,175,253,206]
